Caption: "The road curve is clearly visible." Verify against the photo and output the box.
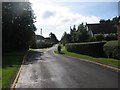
[15,45,118,88]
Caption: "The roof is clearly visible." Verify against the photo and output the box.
[86,23,116,34]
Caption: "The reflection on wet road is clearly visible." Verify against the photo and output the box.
[15,45,118,88]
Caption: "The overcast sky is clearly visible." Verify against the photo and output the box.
[29,0,118,40]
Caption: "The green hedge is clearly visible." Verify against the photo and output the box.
[65,42,106,57]
[31,42,53,49]
[103,40,120,59]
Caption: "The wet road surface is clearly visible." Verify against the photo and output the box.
[15,45,118,88]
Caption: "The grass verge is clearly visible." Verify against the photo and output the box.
[2,51,26,88]
[54,46,119,67]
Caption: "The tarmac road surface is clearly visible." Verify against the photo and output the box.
[15,45,118,88]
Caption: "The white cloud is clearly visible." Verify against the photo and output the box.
[30,0,101,40]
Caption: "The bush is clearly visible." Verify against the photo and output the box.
[65,42,106,57]
[30,42,53,49]
[95,33,105,41]
[87,37,96,42]
[105,34,117,41]
[57,45,61,53]
[103,40,120,59]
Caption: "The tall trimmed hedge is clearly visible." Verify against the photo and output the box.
[30,42,53,49]
[65,42,106,57]
[103,40,120,59]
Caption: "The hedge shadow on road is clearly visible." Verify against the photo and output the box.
[23,50,44,65]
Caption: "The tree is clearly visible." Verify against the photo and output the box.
[69,23,90,43]
[77,23,84,32]
[100,16,118,26]
[77,23,89,42]
[2,2,36,53]
[60,32,72,45]
[49,32,58,44]
[70,25,78,42]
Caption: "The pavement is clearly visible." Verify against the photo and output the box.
[15,45,119,88]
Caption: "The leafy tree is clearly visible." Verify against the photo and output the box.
[77,23,85,32]
[64,23,90,43]
[2,2,36,53]
[61,32,72,45]
[49,32,58,44]
[70,25,78,42]
[100,16,118,26]
[77,23,89,42]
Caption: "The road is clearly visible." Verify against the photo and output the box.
[15,45,118,88]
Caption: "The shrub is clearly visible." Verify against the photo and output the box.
[95,33,105,41]
[30,42,53,49]
[103,40,120,59]
[105,34,117,41]
[65,42,106,57]
[87,37,96,42]
[57,45,61,53]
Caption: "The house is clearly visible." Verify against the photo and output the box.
[86,21,116,37]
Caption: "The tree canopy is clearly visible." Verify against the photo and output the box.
[60,16,118,44]
[2,2,36,53]
[61,23,90,44]
[49,32,59,44]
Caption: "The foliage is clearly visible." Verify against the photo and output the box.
[49,32,59,44]
[95,33,105,41]
[54,45,119,67]
[31,32,58,49]
[2,2,36,53]
[61,23,90,44]
[87,36,96,42]
[103,40,120,59]
[65,42,106,57]
[2,51,26,88]
[57,45,61,53]
[60,32,72,45]
[31,41,53,49]
[100,16,118,27]
[60,16,118,44]
[105,33,117,41]
[70,25,78,42]
[71,24,90,42]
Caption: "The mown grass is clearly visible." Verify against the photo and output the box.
[0,68,2,90]
[2,51,26,88]
[54,46,119,67]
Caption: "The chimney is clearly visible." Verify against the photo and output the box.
[41,28,42,36]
